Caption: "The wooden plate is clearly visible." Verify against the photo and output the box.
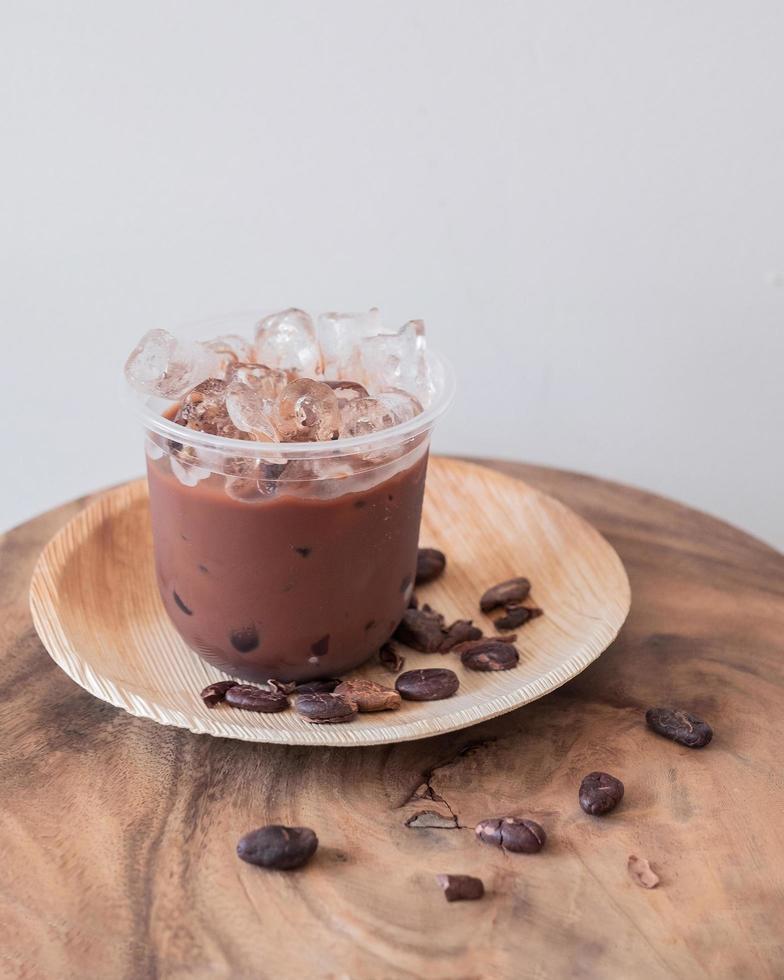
[29,458,630,746]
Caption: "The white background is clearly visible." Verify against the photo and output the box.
[2,1,783,547]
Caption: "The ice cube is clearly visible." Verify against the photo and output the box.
[225,476,275,502]
[174,379,249,439]
[377,387,423,425]
[226,361,289,400]
[339,397,397,438]
[312,458,359,480]
[125,329,218,399]
[316,309,383,380]
[204,335,254,375]
[145,438,165,461]
[277,458,317,481]
[325,380,369,406]
[275,379,340,442]
[361,320,430,397]
[225,380,278,441]
[224,459,285,501]
[265,459,317,497]
[307,457,367,498]
[255,309,320,376]
[170,455,211,486]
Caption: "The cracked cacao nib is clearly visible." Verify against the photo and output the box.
[436,874,484,902]
[395,668,459,701]
[439,620,483,652]
[494,605,543,631]
[579,772,625,815]
[416,548,447,584]
[199,680,238,707]
[295,678,341,695]
[461,640,519,671]
[645,707,713,748]
[394,607,445,652]
[450,635,517,656]
[224,685,290,713]
[294,692,358,724]
[475,817,547,853]
[237,825,318,870]
[378,642,405,673]
[266,679,297,695]
[479,577,531,613]
[334,678,401,712]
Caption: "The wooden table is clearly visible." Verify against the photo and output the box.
[2,460,783,980]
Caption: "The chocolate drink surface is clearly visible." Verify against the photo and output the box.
[146,450,429,682]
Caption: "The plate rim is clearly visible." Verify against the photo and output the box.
[29,459,631,747]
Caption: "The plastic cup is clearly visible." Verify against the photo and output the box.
[125,312,455,682]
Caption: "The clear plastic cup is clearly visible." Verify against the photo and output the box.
[125,312,455,682]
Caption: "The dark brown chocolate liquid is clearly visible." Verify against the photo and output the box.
[146,452,428,681]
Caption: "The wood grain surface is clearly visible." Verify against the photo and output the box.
[28,458,629,746]
[2,459,783,980]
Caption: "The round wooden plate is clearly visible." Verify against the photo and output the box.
[29,457,630,746]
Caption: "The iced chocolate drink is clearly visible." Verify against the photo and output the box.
[125,309,453,682]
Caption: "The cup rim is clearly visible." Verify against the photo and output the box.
[124,324,456,460]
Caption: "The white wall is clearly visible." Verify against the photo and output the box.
[2,1,783,548]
